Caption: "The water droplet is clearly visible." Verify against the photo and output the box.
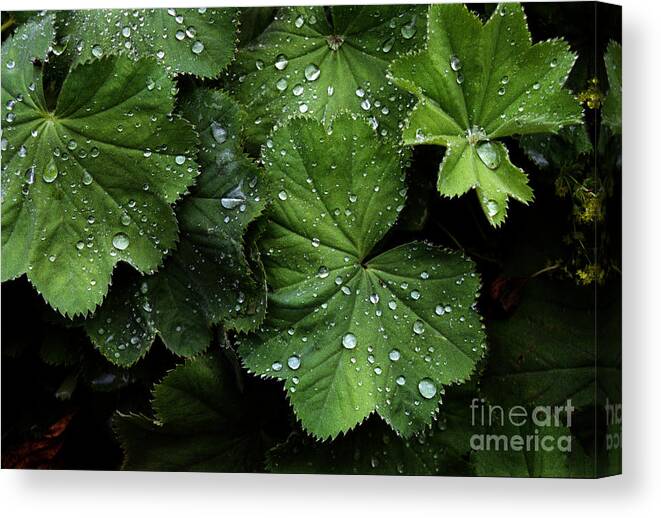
[382,37,395,53]
[389,349,400,361]
[210,122,227,144]
[221,184,246,209]
[388,300,397,310]
[112,232,130,250]
[396,375,406,386]
[298,103,309,113]
[410,290,421,300]
[317,266,329,278]
[435,305,445,316]
[292,84,304,96]
[278,190,288,201]
[401,20,417,39]
[191,41,204,54]
[342,333,357,350]
[91,45,103,58]
[176,30,186,41]
[304,63,320,81]
[294,15,305,28]
[122,26,131,38]
[369,293,380,304]
[6,60,16,70]
[175,155,186,165]
[276,78,288,91]
[501,75,509,84]
[275,54,288,70]
[450,55,462,71]
[82,171,93,185]
[287,355,301,370]
[43,160,58,183]
[272,361,283,372]
[24,167,35,185]
[486,199,499,218]
[476,141,500,170]
[413,320,425,334]
[418,378,437,399]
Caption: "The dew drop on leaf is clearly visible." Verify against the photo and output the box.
[43,160,58,183]
[476,141,501,170]
[287,355,301,370]
[418,378,437,399]
[191,41,204,55]
[274,54,288,70]
[210,121,227,144]
[112,232,130,251]
[342,333,357,350]
[304,64,320,81]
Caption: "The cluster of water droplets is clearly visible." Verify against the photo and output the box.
[60,7,214,71]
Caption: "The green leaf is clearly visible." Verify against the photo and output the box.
[85,89,267,366]
[57,7,238,78]
[482,278,621,409]
[602,41,621,135]
[114,352,281,472]
[1,16,198,316]
[228,5,427,149]
[238,115,485,439]
[388,3,583,226]
[267,384,475,475]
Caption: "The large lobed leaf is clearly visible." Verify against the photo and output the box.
[57,7,239,78]
[85,89,268,366]
[1,15,198,316]
[228,5,427,148]
[389,3,583,226]
[238,115,485,439]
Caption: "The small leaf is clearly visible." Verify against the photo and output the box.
[602,41,621,135]
[85,89,268,366]
[238,115,485,439]
[228,5,427,148]
[389,3,583,226]
[57,8,239,78]
[1,16,198,316]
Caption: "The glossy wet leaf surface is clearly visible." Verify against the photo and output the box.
[57,8,238,78]
[1,16,198,316]
[238,115,485,439]
[389,3,583,226]
[228,5,427,148]
[85,89,267,366]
